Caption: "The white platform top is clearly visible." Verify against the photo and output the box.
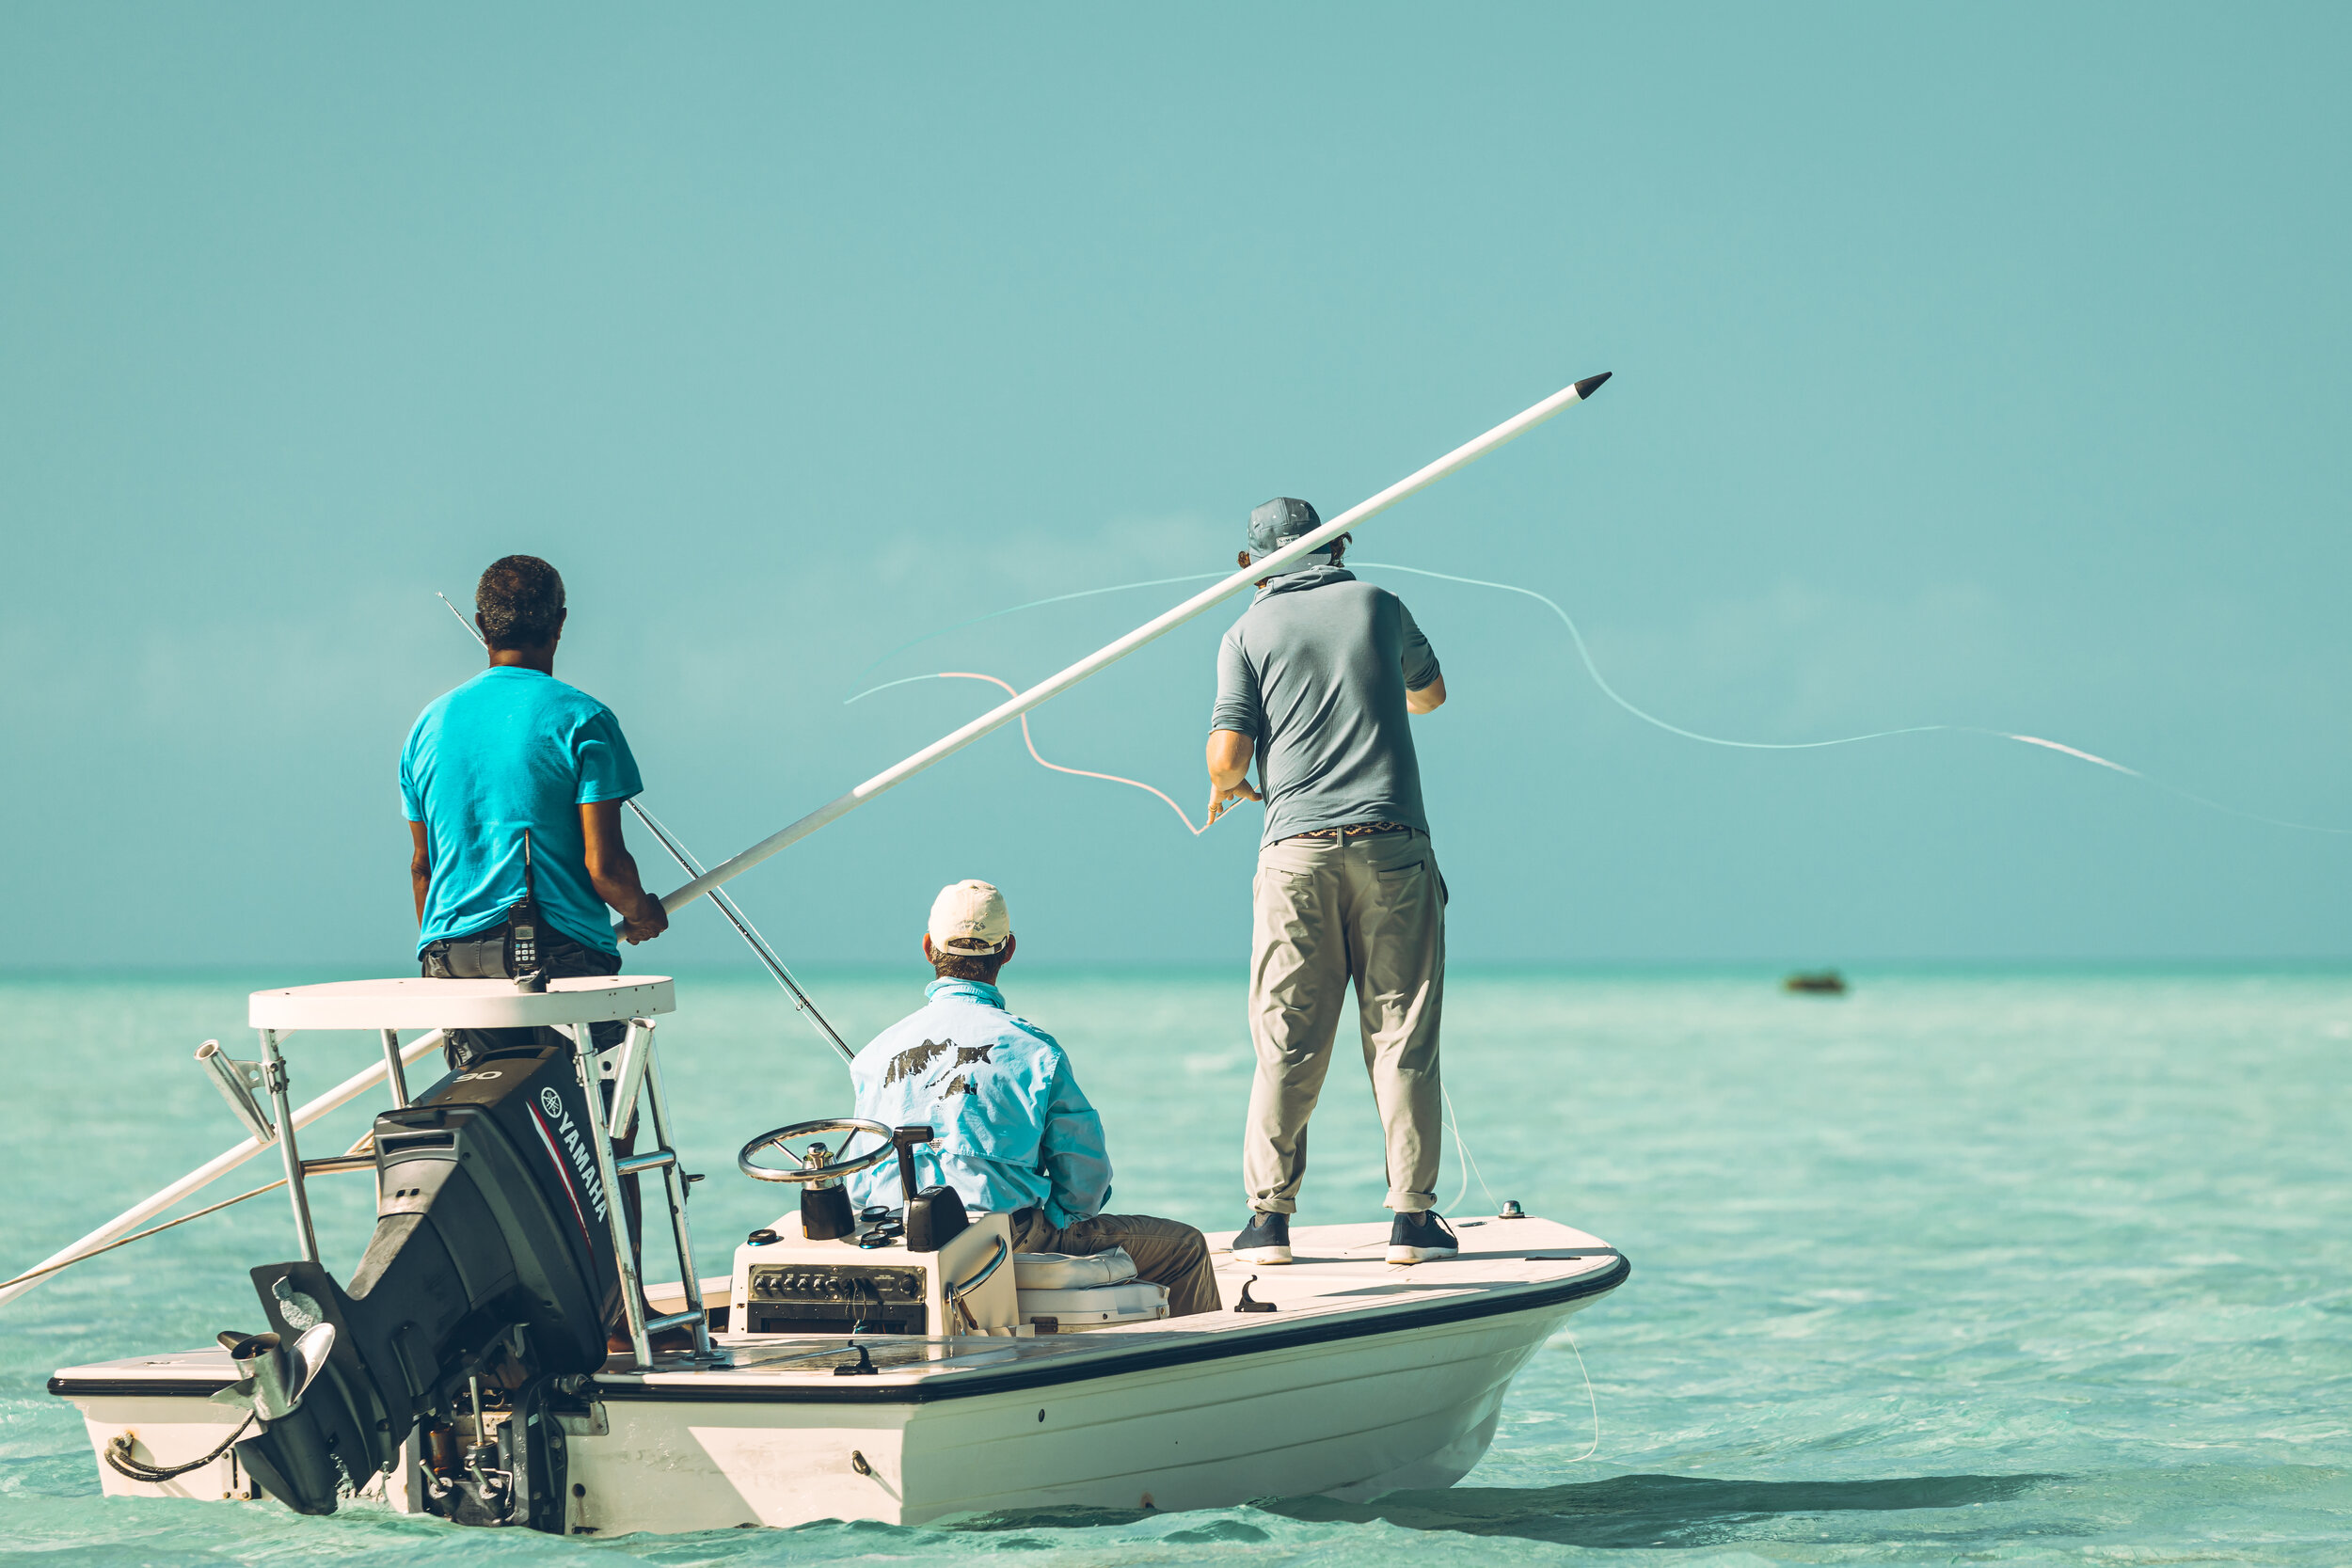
[248,975,675,1032]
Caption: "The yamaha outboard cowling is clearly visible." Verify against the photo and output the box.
[230,1042,619,1528]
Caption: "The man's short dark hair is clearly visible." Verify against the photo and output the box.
[476,556,566,650]
[931,945,1009,984]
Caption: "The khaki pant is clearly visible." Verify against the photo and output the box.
[1008,1210,1223,1318]
[1244,830,1445,1215]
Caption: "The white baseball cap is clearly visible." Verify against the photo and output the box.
[928,879,1011,956]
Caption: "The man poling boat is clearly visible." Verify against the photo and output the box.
[1207,499,1459,1268]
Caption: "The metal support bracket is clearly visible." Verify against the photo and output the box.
[640,1043,723,1364]
[572,1035,652,1369]
[255,1028,319,1265]
[606,1020,652,1141]
[379,1029,410,1109]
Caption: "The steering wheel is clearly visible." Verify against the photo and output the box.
[738,1117,897,1184]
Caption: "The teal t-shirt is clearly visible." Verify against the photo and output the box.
[400,667,644,955]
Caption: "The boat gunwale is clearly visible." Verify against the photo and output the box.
[50,1253,1626,1404]
[612,1253,1627,1404]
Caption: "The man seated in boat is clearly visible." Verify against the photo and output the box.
[844,879,1223,1318]
[402,553,670,1070]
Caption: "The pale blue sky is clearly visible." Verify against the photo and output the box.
[4,5,2347,968]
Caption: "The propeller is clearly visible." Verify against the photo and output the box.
[216,1323,338,1422]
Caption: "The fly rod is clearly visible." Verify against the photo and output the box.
[654,372,1612,913]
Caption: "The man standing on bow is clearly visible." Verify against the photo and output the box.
[1207,499,1456,1267]
[402,554,669,1070]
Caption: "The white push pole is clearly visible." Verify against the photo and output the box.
[0,1030,449,1307]
[655,372,1612,913]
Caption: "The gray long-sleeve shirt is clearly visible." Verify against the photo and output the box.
[1209,563,1441,847]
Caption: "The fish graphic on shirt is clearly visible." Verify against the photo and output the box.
[884,1039,952,1087]
[927,1043,995,1094]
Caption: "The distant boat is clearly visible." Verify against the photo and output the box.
[1784,970,1849,995]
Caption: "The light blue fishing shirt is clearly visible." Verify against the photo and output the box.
[400,666,644,955]
[845,979,1112,1227]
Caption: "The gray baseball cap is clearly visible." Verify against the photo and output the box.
[1248,497,1325,562]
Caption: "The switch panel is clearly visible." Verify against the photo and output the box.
[743,1263,927,1336]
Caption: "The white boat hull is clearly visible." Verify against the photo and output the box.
[55,1217,1626,1534]
[574,1291,1588,1531]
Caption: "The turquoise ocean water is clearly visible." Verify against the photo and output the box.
[2,967,2347,1565]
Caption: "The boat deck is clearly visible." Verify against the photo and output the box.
[52,1217,1626,1403]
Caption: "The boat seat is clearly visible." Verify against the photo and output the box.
[1012,1247,1136,1289]
[1012,1247,1168,1331]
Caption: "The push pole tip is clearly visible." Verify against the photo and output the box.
[1572,371,1613,400]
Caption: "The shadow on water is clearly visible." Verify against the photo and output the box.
[948,1473,2059,1550]
[1264,1472,2063,1549]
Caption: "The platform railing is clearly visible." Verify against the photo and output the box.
[246,1010,719,1370]
[573,1018,717,1367]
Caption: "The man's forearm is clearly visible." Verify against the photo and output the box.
[1043,1150,1114,1226]
[1205,730,1255,789]
[580,800,669,942]
[1203,729,1262,820]
[408,822,432,924]
[589,851,660,921]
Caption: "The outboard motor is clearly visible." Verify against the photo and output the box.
[224,1042,621,1531]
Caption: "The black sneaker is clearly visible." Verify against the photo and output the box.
[1387,1209,1458,1264]
[1232,1211,1293,1265]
